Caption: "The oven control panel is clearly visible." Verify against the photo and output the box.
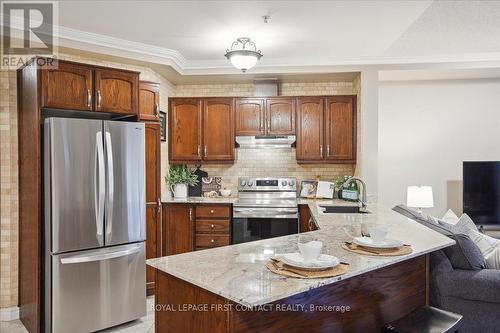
[238,177,297,191]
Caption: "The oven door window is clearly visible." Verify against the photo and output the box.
[232,217,298,244]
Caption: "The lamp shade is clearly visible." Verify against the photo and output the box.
[407,186,434,208]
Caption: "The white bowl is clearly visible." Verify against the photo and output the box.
[220,189,231,197]
[297,241,323,262]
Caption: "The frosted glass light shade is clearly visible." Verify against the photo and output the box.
[228,54,259,72]
[407,186,434,208]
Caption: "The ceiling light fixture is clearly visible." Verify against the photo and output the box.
[224,37,263,73]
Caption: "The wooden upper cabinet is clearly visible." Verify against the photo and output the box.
[296,97,324,161]
[266,98,295,135]
[94,68,139,114]
[235,98,265,135]
[325,96,356,162]
[202,99,235,161]
[41,61,93,111]
[139,81,160,121]
[169,99,202,162]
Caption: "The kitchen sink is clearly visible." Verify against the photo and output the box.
[318,205,370,214]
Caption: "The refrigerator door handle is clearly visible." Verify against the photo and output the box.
[105,131,114,237]
[60,245,142,264]
[94,132,105,240]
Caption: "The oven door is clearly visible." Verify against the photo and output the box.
[232,207,298,244]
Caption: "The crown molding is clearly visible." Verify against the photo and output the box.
[3,14,499,76]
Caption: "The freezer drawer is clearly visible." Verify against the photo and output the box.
[50,243,146,333]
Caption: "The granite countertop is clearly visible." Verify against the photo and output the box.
[162,196,238,204]
[147,202,455,308]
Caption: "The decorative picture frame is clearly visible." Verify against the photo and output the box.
[159,111,166,142]
[299,180,318,198]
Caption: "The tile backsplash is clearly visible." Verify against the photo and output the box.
[184,148,354,194]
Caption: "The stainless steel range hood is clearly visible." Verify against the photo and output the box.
[236,135,296,149]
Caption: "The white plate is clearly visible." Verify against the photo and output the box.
[277,253,340,270]
[353,236,403,249]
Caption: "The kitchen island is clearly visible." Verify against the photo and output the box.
[147,203,454,332]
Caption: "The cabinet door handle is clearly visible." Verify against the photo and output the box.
[189,207,193,222]
[155,103,159,117]
[197,145,201,157]
[211,224,214,228]
[87,89,91,108]
[260,119,264,132]
[157,198,161,213]
[211,239,215,243]
[97,90,102,108]
[327,144,330,157]
[204,145,207,157]
[210,209,214,214]
[320,145,323,157]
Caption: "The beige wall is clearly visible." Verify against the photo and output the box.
[0,54,360,309]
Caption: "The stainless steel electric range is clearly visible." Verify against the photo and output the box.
[232,177,298,244]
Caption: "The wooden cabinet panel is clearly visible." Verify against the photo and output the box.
[203,99,234,161]
[196,219,230,234]
[325,96,356,162]
[195,234,231,248]
[146,204,160,295]
[139,81,160,121]
[266,98,295,135]
[296,97,324,161]
[169,99,202,162]
[195,205,231,219]
[235,98,265,135]
[165,205,194,255]
[298,204,312,233]
[145,123,161,203]
[94,68,138,114]
[41,61,93,111]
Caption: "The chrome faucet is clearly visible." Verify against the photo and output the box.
[342,177,367,209]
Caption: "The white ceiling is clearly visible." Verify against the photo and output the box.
[5,1,500,77]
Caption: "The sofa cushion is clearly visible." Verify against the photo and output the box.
[442,234,486,270]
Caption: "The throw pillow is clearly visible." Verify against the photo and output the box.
[484,245,500,269]
[441,209,459,225]
[442,234,487,270]
[438,213,500,269]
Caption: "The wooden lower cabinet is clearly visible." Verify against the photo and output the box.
[299,204,318,232]
[195,204,231,250]
[146,204,161,295]
[163,204,195,255]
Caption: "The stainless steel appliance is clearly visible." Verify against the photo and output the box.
[43,118,146,333]
[232,177,298,244]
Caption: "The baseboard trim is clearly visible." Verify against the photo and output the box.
[0,306,20,321]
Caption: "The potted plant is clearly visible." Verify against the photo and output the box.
[165,165,199,198]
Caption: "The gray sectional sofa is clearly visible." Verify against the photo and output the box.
[393,205,500,333]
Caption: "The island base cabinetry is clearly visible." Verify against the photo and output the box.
[154,255,428,333]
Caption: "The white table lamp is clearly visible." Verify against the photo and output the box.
[407,186,434,214]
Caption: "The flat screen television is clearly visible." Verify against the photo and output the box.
[463,161,500,227]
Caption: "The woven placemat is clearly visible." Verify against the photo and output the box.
[266,260,349,279]
[342,242,413,256]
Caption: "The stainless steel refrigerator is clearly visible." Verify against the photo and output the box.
[43,117,146,333]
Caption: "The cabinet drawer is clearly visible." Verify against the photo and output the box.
[196,219,230,234]
[195,205,231,219]
[195,234,230,248]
